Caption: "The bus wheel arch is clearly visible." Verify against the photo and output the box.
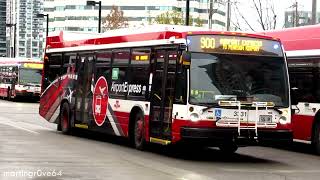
[60,100,72,134]
[129,106,146,150]
[312,111,320,154]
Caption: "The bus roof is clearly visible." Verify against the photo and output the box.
[259,25,320,57]
[46,25,279,53]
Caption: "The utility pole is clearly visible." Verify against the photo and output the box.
[209,0,213,29]
[226,0,231,31]
[186,0,190,26]
[311,0,317,25]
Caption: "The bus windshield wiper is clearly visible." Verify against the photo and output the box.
[201,103,221,113]
[272,106,287,114]
[200,96,237,113]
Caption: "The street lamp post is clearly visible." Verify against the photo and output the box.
[36,14,49,37]
[186,0,190,26]
[87,1,102,33]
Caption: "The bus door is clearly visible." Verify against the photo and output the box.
[75,55,94,126]
[149,49,177,140]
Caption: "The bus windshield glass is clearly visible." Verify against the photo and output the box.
[189,53,289,107]
[19,68,42,85]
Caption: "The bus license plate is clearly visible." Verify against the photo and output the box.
[259,115,272,123]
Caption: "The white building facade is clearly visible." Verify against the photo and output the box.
[6,0,44,58]
[43,0,227,33]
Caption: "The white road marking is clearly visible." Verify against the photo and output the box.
[0,116,54,134]
[16,121,54,131]
[0,119,39,134]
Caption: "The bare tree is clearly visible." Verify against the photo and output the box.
[103,5,129,31]
[232,0,277,31]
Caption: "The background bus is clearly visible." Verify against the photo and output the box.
[262,25,320,154]
[0,58,43,100]
[40,26,292,153]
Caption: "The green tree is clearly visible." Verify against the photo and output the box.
[103,5,129,31]
[194,17,203,27]
[155,10,195,25]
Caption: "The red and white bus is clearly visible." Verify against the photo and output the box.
[0,58,43,100]
[40,26,292,152]
[262,25,320,154]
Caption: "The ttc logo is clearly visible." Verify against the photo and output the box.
[92,76,108,126]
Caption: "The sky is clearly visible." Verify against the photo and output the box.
[232,0,319,31]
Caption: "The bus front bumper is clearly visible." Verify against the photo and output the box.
[178,127,293,145]
[15,90,41,98]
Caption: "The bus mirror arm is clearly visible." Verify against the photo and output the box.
[291,105,300,115]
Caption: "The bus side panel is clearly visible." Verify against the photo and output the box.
[112,111,129,137]
[292,114,314,141]
[0,84,8,97]
[39,75,71,123]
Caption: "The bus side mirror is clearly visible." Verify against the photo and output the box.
[179,51,191,66]
[291,87,299,106]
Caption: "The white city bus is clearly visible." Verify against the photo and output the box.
[40,26,292,153]
[0,58,43,100]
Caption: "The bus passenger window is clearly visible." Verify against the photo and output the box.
[96,51,112,81]
[43,54,62,90]
[109,49,130,98]
[128,49,150,100]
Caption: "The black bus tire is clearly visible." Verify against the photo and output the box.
[60,103,71,134]
[218,143,238,154]
[7,89,11,101]
[133,112,146,150]
[57,124,62,131]
[313,122,320,155]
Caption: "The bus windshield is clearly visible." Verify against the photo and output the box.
[19,68,42,85]
[189,53,289,107]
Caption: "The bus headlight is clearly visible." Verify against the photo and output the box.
[190,113,200,122]
[279,116,287,124]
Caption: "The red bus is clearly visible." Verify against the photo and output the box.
[40,26,292,152]
[0,58,43,100]
[261,25,320,154]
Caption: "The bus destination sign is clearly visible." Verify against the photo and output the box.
[187,35,283,57]
[23,63,43,69]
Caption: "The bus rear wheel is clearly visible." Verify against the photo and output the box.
[60,103,71,134]
[133,112,146,150]
[313,122,320,155]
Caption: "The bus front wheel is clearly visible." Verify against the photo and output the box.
[313,122,320,155]
[60,103,71,134]
[133,112,146,150]
[7,89,11,101]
